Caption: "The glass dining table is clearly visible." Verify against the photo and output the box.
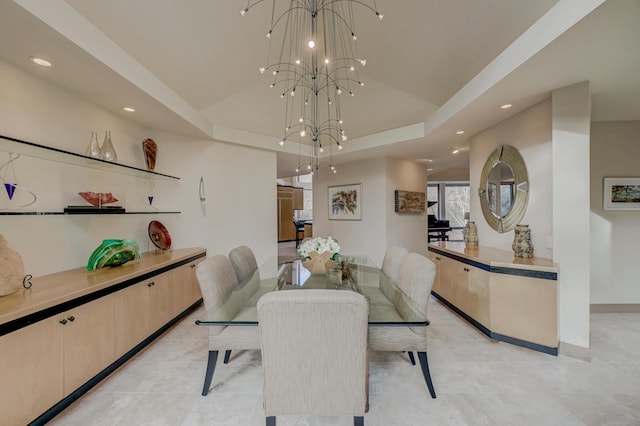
[196,255,429,327]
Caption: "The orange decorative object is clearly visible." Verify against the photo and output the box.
[142,138,157,170]
[78,192,119,206]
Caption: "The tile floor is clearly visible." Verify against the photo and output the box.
[48,294,640,425]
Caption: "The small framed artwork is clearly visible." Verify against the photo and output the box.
[604,177,640,210]
[328,184,362,220]
[394,190,425,213]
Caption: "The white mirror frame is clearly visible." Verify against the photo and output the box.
[478,145,529,233]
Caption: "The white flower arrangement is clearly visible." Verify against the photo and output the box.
[297,236,340,259]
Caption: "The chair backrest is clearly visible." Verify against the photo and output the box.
[195,255,239,311]
[257,290,369,417]
[228,245,259,284]
[380,246,409,302]
[395,253,437,325]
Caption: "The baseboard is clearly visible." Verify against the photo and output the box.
[559,340,591,362]
[590,304,640,313]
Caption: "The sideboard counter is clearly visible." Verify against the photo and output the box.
[0,247,206,327]
[428,241,558,276]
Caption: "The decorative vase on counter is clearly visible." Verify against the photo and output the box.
[84,131,101,159]
[513,224,534,258]
[100,130,118,162]
[464,221,478,248]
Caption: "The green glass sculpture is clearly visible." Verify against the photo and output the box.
[87,239,140,271]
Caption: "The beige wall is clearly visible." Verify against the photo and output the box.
[0,59,277,276]
[590,120,640,303]
[469,99,553,259]
[313,158,427,266]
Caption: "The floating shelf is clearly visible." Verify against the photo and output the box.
[0,134,180,181]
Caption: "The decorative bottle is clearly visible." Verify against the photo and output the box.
[84,131,101,159]
[464,221,478,247]
[100,130,118,162]
[513,224,534,258]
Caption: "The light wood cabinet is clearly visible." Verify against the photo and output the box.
[277,185,304,242]
[63,294,116,394]
[0,248,206,424]
[428,242,558,354]
[0,316,64,426]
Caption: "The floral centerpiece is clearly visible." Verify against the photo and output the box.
[298,236,340,274]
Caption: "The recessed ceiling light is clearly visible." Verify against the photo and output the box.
[122,107,136,112]
[426,168,433,171]
[420,158,433,163]
[456,130,465,135]
[30,57,52,67]
[500,103,513,109]
[452,149,460,154]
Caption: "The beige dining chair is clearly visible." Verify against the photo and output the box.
[370,252,437,398]
[381,246,417,365]
[195,255,261,396]
[257,290,369,426]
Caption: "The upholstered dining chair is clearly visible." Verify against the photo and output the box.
[381,246,409,282]
[257,290,369,426]
[369,252,437,398]
[195,255,261,396]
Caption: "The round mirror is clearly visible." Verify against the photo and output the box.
[478,145,529,233]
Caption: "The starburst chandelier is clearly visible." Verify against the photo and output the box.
[240,0,383,174]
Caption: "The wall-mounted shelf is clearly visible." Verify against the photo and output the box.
[0,211,181,216]
[0,135,180,181]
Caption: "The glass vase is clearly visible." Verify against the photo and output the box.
[100,130,118,162]
[84,131,101,159]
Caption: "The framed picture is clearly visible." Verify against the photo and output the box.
[604,177,640,210]
[394,190,425,213]
[328,184,362,220]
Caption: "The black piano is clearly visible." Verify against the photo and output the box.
[427,214,451,242]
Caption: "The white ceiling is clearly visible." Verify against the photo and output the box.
[1,0,638,178]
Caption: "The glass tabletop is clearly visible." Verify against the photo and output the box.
[196,255,429,327]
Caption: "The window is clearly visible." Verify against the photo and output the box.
[428,182,470,242]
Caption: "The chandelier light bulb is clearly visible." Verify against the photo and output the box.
[320,146,324,153]
[359,81,364,87]
[338,119,343,124]
[266,31,272,39]
[349,91,354,96]
[337,88,342,95]
[324,58,329,64]
[240,8,248,16]
[279,140,285,146]
[296,59,301,65]
[299,117,304,122]
[290,89,295,96]
[295,167,299,172]
[280,93,285,98]
[259,67,266,74]
[333,169,337,174]
[272,70,278,76]
[300,130,306,137]
[337,143,343,150]
[307,164,312,170]
[308,40,315,48]
[352,33,358,41]
[342,134,348,141]
[270,83,275,88]
[376,12,384,20]
[350,66,355,71]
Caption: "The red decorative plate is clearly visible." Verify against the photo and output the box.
[148,220,172,250]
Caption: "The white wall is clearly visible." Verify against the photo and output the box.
[313,157,427,266]
[385,159,428,255]
[0,59,277,277]
[469,99,553,258]
[552,81,591,351]
[590,120,640,303]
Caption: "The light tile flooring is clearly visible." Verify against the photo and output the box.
[48,296,640,425]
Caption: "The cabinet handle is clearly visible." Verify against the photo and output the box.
[67,316,75,322]
[435,256,441,261]
[59,319,67,325]
[147,281,155,287]
[190,264,196,269]
[463,267,470,272]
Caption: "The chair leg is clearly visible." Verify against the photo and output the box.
[223,350,231,364]
[266,416,276,426]
[201,350,219,396]
[417,351,436,398]
[407,351,416,365]
[354,416,364,426]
